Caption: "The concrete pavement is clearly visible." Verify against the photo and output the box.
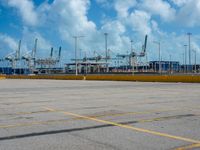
[0,79,200,150]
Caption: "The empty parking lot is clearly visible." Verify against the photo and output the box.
[0,79,200,150]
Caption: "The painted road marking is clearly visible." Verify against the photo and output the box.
[0,107,194,129]
[44,107,200,144]
[0,113,194,129]
[174,143,200,150]
[0,108,166,117]
[0,109,172,129]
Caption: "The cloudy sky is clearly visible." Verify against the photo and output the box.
[0,0,200,64]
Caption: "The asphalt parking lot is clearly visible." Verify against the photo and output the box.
[0,79,200,150]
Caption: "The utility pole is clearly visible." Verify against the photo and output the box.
[187,33,192,67]
[131,40,133,52]
[79,49,82,60]
[73,36,84,76]
[192,49,197,73]
[14,40,21,75]
[168,55,170,73]
[126,50,128,72]
[130,40,134,74]
[32,38,37,73]
[169,54,172,74]
[104,33,108,72]
[184,45,187,73]
[84,51,87,75]
[182,53,184,73]
[153,41,161,74]
[18,40,21,75]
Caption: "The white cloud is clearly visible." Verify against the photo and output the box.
[101,20,128,52]
[7,0,38,26]
[0,33,21,59]
[114,0,137,18]
[140,0,176,22]
[176,0,200,27]
[0,34,17,50]
[1,0,200,64]
[151,20,165,36]
[45,0,133,56]
[170,0,190,7]
[42,0,96,42]
[128,10,152,36]
[95,0,112,8]
[21,27,52,58]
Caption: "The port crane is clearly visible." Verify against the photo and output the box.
[116,35,148,71]
[21,39,37,73]
[4,40,21,73]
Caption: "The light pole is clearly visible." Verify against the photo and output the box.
[169,54,172,74]
[130,40,134,74]
[182,53,184,73]
[84,51,87,75]
[126,50,128,72]
[192,49,197,73]
[153,41,161,74]
[187,33,192,67]
[184,45,187,73]
[73,36,84,76]
[79,49,82,60]
[0,48,2,74]
[104,33,109,72]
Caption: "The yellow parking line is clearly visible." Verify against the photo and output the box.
[0,108,195,130]
[0,107,176,120]
[0,109,161,129]
[0,113,186,129]
[174,143,200,150]
[44,107,200,144]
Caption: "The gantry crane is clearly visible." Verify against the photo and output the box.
[116,35,148,72]
[5,40,21,74]
[21,39,37,73]
[35,46,62,68]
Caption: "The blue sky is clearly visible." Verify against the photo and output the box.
[0,0,200,64]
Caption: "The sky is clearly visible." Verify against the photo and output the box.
[0,0,200,64]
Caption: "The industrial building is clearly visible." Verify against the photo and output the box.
[149,61,180,73]
[65,62,108,74]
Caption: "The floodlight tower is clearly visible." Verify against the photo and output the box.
[50,47,53,58]
[16,40,21,61]
[32,38,37,71]
[104,33,109,72]
[192,49,197,73]
[184,44,187,73]
[73,36,84,76]
[130,40,134,74]
[58,46,62,61]
[187,33,192,66]
[153,41,161,74]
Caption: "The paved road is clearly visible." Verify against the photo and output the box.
[0,79,200,150]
